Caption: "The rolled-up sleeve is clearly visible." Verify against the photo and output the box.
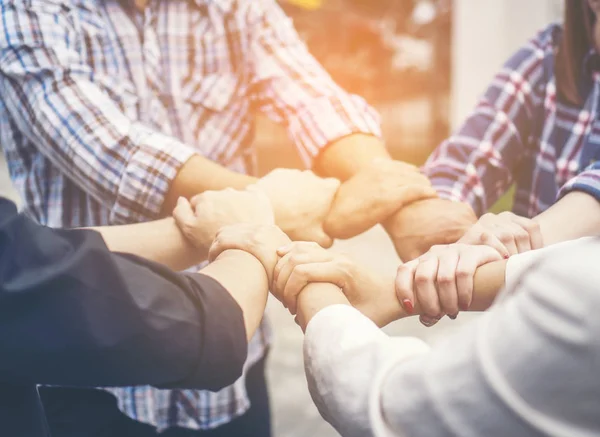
[0,199,246,391]
[0,2,196,224]
[245,0,381,166]
[303,305,429,437]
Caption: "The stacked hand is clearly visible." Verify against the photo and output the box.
[458,211,543,257]
[324,158,438,239]
[173,188,275,256]
[383,198,478,261]
[250,169,340,248]
[208,223,291,284]
[395,243,502,326]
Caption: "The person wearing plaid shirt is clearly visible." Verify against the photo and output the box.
[386,1,600,327]
[0,0,441,436]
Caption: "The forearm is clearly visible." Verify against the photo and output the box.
[533,191,600,246]
[296,283,351,331]
[90,218,203,271]
[162,155,257,215]
[313,134,390,181]
[200,250,270,340]
[359,259,508,326]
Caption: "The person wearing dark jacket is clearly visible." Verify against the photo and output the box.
[0,188,290,437]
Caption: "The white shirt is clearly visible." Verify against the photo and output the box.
[304,237,600,437]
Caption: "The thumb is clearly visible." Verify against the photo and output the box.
[311,227,334,249]
[172,197,195,229]
[395,185,438,208]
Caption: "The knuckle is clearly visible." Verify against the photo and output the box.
[497,231,513,243]
[414,272,431,285]
[437,274,454,285]
[455,268,471,279]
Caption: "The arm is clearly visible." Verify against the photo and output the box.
[455,179,600,260]
[0,199,254,391]
[0,3,253,224]
[385,27,556,259]
[90,218,201,271]
[90,188,276,271]
[200,250,270,341]
[245,0,382,171]
[535,188,600,246]
[303,238,600,437]
[274,241,508,330]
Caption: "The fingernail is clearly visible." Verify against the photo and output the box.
[449,314,457,320]
[503,253,510,259]
[402,299,414,314]
[177,196,185,204]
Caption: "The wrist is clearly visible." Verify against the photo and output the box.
[296,283,350,331]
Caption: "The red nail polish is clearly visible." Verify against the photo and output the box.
[402,299,414,314]
[503,253,510,259]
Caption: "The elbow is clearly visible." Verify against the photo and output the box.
[201,342,248,391]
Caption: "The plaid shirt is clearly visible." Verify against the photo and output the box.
[424,24,600,217]
[0,0,380,431]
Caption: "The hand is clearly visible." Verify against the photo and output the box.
[383,198,477,261]
[173,189,274,254]
[395,243,502,327]
[458,211,543,257]
[274,242,391,324]
[250,169,340,248]
[208,223,291,284]
[324,158,438,239]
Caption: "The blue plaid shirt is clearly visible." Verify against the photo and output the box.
[0,0,380,431]
[424,24,600,217]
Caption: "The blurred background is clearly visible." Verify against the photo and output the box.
[0,0,563,436]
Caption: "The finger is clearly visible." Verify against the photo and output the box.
[502,221,532,253]
[393,185,438,208]
[455,246,501,310]
[284,263,345,314]
[435,252,460,317]
[478,231,510,259]
[274,251,333,304]
[189,194,203,208]
[312,228,334,249]
[395,260,418,315]
[172,197,195,227]
[419,314,441,328]
[276,241,321,257]
[414,257,442,318]
[207,238,237,263]
[510,215,543,250]
[492,225,519,256]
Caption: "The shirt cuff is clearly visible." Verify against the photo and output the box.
[110,128,196,224]
[287,94,382,167]
[557,166,600,203]
[176,273,248,391]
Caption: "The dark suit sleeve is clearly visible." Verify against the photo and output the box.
[0,199,247,391]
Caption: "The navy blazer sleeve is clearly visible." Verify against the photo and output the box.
[0,198,247,392]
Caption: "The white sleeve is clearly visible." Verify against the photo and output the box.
[505,237,598,290]
[303,305,430,437]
